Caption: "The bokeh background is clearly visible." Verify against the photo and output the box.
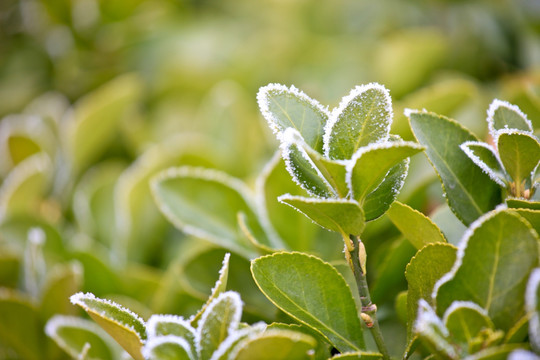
[1,0,540,358]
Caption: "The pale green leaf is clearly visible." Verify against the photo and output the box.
[414,300,458,360]
[526,268,540,352]
[347,141,423,204]
[324,83,392,160]
[191,253,230,327]
[251,252,364,352]
[257,84,328,153]
[151,166,270,258]
[210,323,266,360]
[430,204,468,246]
[435,210,539,330]
[386,201,446,249]
[197,291,242,360]
[45,315,121,360]
[0,289,43,360]
[70,292,146,360]
[143,336,194,360]
[465,344,525,360]
[278,195,365,236]
[497,131,540,186]
[405,243,457,340]
[40,262,83,320]
[147,315,196,355]
[487,99,533,137]
[442,301,494,344]
[231,330,317,360]
[330,352,383,359]
[65,74,142,173]
[408,110,501,225]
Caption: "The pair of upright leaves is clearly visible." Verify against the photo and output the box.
[50,254,318,360]
[257,83,423,237]
[407,99,540,226]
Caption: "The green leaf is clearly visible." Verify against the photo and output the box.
[465,344,525,360]
[386,201,446,249]
[251,252,364,352]
[281,129,337,198]
[191,253,230,327]
[257,84,328,153]
[210,323,267,360]
[65,74,142,173]
[504,314,529,343]
[460,141,507,187]
[408,110,501,225]
[143,336,194,360]
[147,315,196,355]
[0,152,51,221]
[507,199,540,210]
[324,83,392,160]
[0,252,20,288]
[45,315,120,360]
[330,352,383,359]
[347,141,423,203]
[0,289,43,360]
[405,243,457,340]
[435,210,539,330]
[70,292,146,360]
[40,262,83,320]
[487,99,533,137]
[525,268,540,352]
[362,158,409,221]
[414,300,458,360]
[231,330,317,360]
[197,291,243,360]
[151,166,269,258]
[278,195,365,236]
[497,131,540,186]
[442,301,494,344]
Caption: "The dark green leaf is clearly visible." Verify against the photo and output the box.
[251,252,364,352]
[497,131,540,187]
[408,110,501,225]
[460,141,506,187]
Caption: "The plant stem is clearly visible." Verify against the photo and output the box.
[349,235,391,360]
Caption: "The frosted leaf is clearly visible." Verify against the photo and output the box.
[324,83,392,160]
[209,322,266,360]
[487,99,533,140]
[257,83,329,153]
[414,300,457,358]
[281,128,337,198]
[526,268,540,353]
[142,335,194,360]
[146,314,196,340]
[460,141,506,187]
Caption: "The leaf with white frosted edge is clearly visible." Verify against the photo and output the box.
[230,329,317,360]
[406,243,457,341]
[251,252,365,352]
[209,322,266,360]
[64,74,142,174]
[346,141,423,203]
[386,201,446,249]
[0,289,43,360]
[414,300,458,359]
[434,209,539,331]
[196,291,243,360]
[497,131,540,188]
[330,352,383,359]
[487,99,533,139]
[257,83,329,153]
[190,253,231,327]
[442,301,494,345]
[281,128,338,198]
[408,110,501,225]
[363,158,409,221]
[278,195,365,236]
[324,83,393,160]
[526,268,540,353]
[70,292,146,360]
[151,166,271,259]
[0,152,51,222]
[45,315,121,360]
[460,141,507,187]
[146,315,196,356]
[143,335,194,360]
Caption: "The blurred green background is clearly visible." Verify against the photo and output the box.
[1,0,540,358]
